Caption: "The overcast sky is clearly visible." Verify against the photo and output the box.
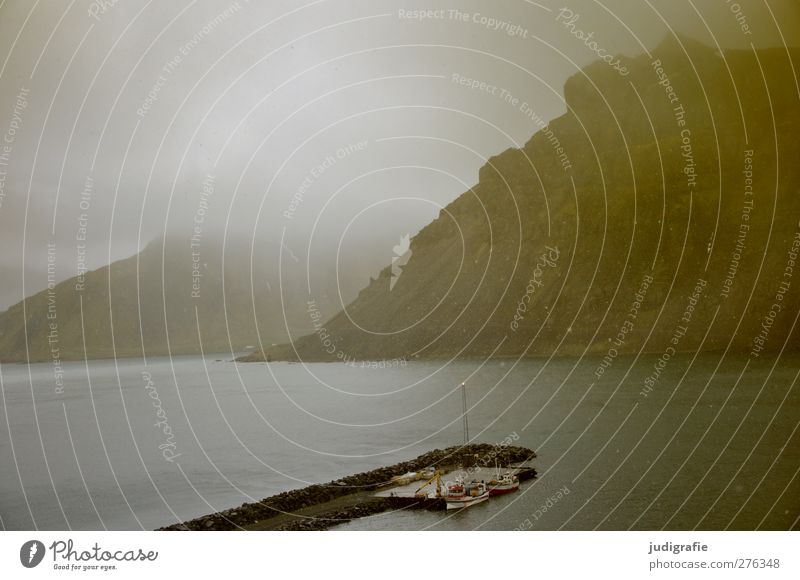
[0,0,798,310]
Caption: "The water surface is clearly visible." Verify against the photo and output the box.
[1,353,798,530]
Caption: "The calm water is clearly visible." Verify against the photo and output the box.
[1,353,798,530]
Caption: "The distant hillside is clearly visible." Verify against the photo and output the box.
[250,37,800,362]
[0,237,348,362]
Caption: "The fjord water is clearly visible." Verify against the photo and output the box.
[1,354,797,531]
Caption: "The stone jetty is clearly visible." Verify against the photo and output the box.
[159,443,536,531]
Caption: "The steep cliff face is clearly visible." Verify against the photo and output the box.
[255,38,800,362]
[0,237,346,362]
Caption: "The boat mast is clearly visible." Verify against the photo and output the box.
[461,382,470,445]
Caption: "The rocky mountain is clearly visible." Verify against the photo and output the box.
[250,37,800,362]
[0,236,352,362]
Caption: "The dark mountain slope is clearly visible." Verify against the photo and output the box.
[253,38,800,362]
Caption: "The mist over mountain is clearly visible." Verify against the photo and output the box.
[251,37,800,363]
[0,235,360,363]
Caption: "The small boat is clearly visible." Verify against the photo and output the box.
[391,471,426,486]
[487,472,520,496]
[445,479,489,510]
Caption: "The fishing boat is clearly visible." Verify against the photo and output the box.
[412,471,489,509]
[444,478,489,510]
[487,472,520,496]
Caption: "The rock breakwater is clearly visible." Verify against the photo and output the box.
[159,443,536,531]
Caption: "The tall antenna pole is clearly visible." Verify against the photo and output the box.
[461,382,469,445]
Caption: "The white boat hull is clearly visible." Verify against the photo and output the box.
[445,492,490,510]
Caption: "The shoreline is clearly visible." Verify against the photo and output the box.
[158,444,537,531]
[234,347,765,364]
[4,347,790,366]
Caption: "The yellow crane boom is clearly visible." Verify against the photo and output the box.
[414,470,442,498]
